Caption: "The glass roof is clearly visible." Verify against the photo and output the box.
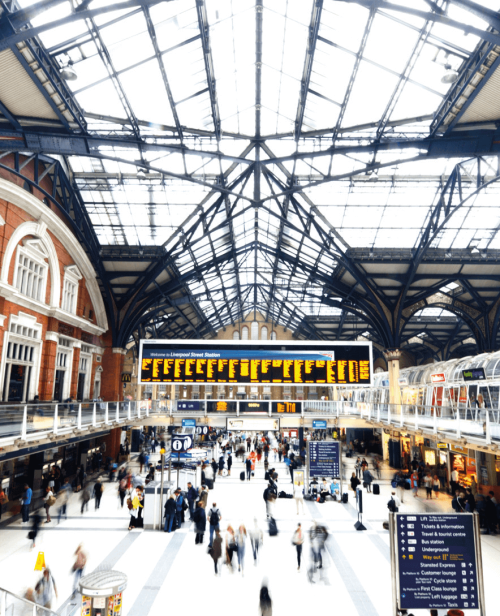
[6,0,500,341]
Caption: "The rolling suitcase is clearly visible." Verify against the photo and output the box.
[342,492,348,504]
[373,483,380,495]
[240,471,245,481]
[268,517,278,536]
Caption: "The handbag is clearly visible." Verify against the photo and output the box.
[47,495,56,507]
[127,497,133,510]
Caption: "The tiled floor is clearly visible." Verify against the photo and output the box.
[0,450,498,616]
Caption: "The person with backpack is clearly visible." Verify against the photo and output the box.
[387,491,400,514]
[259,584,272,616]
[193,501,207,544]
[35,567,58,610]
[207,502,221,547]
[93,479,104,510]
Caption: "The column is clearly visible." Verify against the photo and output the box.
[100,346,126,401]
[383,349,402,406]
[70,343,81,399]
[39,333,58,401]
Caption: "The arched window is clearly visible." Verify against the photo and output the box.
[251,321,259,340]
[270,331,277,340]
[242,326,249,340]
[233,330,240,340]
[261,326,268,340]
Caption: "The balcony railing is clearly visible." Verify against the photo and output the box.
[0,399,498,448]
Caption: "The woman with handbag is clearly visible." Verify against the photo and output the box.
[128,485,144,530]
[44,487,55,523]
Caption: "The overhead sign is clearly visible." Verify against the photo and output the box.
[450,444,468,455]
[240,401,269,413]
[195,426,209,435]
[309,441,340,477]
[395,513,482,611]
[313,420,327,429]
[462,368,486,382]
[430,373,446,383]
[207,401,237,413]
[139,340,372,386]
[437,442,448,450]
[182,419,196,428]
[227,417,280,431]
[171,434,193,453]
[272,401,301,413]
[177,401,200,411]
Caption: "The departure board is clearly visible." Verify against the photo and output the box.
[139,340,372,386]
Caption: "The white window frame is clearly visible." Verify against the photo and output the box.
[261,326,268,340]
[61,265,82,315]
[53,337,75,401]
[251,321,259,340]
[0,313,43,402]
[241,326,249,340]
[12,241,49,304]
[78,351,92,400]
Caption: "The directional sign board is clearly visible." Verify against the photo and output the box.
[177,401,200,411]
[171,434,193,453]
[395,513,482,612]
[182,419,196,428]
[195,426,209,435]
[308,441,340,477]
[312,420,327,429]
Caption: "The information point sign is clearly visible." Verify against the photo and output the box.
[392,513,485,614]
[308,441,340,477]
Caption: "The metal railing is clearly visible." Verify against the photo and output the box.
[0,398,499,448]
[0,586,57,616]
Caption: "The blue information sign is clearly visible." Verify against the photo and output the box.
[397,514,479,611]
[178,401,200,411]
[182,419,196,428]
[308,441,340,477]
[312,420,327,429]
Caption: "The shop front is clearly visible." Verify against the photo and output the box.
[450,444,477,490]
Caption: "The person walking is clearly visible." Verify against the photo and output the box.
[118,477,127,509]
[226,525,237,570]
[411,470,419,498]
[259,584,272,616]
[236,524,247,574]
[211,459,218,484]
[193,501,206,544]
[293,481,305,515]
[138,451,145,474]
[432,474,440,499]
[21,483,32,523]
[210,529,223,575]
[249,519,263,565]
[227,452,233,476]
[362,467,374,493]
[350,472,360,492]
[278,444,283,462]
[80,486,90,514]
[245,456,252,480]
[186,482,198,521]
[423,472,433,500]
[57,479,71,524]
[93,479,103,510]
[218,455,225,476]
[43,486,55,523]
[164,495,176,532]
[292,523,304,570]
[450,467,459,496]
[199,485,209,508]
[72,544,87,595]
[35,568,58,610]
[207,502,221,547]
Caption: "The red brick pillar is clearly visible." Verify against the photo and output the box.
[70,345,81,399]
[39,336,57,401]
[100,346,126,402]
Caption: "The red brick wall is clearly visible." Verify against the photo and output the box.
[97,427,122,461]
[0,161,108,402]
[100,332,125,402]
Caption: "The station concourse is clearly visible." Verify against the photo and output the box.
[2,0,500,615]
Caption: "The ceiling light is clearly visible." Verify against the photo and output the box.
[60,64,77,81]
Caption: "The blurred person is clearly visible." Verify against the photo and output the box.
[350,472,360,492]
[249,519,263,565]
[199,485,209,508]
[193,501,206,545]
[227,452,233,476]
[226,525,237,570]
[28,511,41,550]
[57,479,71,524]
[80,486,90,514]
[259,583,272,616]
[292,522,305,570]
[245,456,252,480]
[174,488,184,529]
[236,524,247,574]
[118,477,127,509]
[93,478,104,510]
[362,467,374,493]
[410,470,419,498]
[210,529,223,576]
[35,568,58,610]
[432,474,440,499]
[72,544,87,595]
[186,482,198,520]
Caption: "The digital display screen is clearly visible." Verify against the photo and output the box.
[271,401,301,414]
[462,368,486,381]
[139,341,372,386]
